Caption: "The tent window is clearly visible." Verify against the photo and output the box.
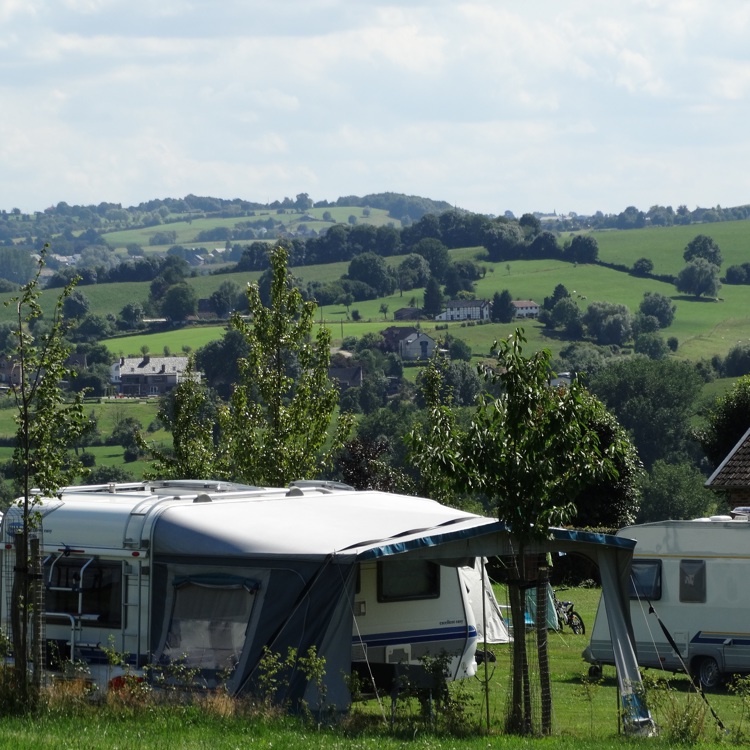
[163,577,259,671]
[377,559,439,602]
[44,557,122,628]
[679,559,706,603]
[628,559,661,601]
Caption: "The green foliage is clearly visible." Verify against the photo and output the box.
[161,282,197,321]
[141,358,217,480]
[5,248,91,707]
[9,253,90,501]
[676,257,721,299]
[632,257,654,276]
[634,332,669,360]
[589,356,703,469]
[638,460,716,522]
[582,301,633,346]
[684,234,723,267]
[410,329,619,537]
[570,394,643,528]
[723,342,750,377]
[422,276,444,317]
[639,291,676,328]
[62,290,91,319]
[491,289,514,323]
[549,297,583,336]
[567,234,599,264]
[217,243,352,485]
[255,645,327,714]
[695,374,750,469]
[640,673,709,745]
[408,330,625,739]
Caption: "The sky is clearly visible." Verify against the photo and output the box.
[2,0,750,218]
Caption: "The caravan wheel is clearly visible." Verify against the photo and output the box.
[696,657,722,690]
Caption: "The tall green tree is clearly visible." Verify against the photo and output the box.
[7,250,89,708]
[589,356,702,469]
[684,234,722,267]
[639,291,676,329]
[161,282,197,321]
[142,358,218,479]
[491,289,515,323]
[675,257,721,299]
[409,330,619,735]
[566,234,599,263]
[217,243,351,486]
[144,244,352,486]
[422,276,444,317]
[696,374,750,468]
[638,460,716,522]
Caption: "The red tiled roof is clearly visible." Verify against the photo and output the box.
[706,427,750,489]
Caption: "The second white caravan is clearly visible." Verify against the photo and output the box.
[584,515,750,689]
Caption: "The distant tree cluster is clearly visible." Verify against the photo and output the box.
[724,262,750,285]
[675,234,723,299]
[545,202,750,232]
[538,285,676,355]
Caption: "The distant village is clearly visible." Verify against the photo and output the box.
[0,297,540,398]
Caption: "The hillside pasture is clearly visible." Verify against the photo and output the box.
[591,218,750,276]
[101,207,398,250]
[0,218,748,364]
[90,248,750,363]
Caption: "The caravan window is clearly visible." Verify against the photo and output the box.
[679,559,706,603]
[162,575,259,672]
[628,559,661,601]
[377,559,440,602]
[44,557,122,628]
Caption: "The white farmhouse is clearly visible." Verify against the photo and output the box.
[511,300,540,319]
[399,332,437,361]
[435,299,491,322]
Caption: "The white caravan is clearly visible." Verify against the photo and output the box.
[584,515,750,689]
[0,481,507,706]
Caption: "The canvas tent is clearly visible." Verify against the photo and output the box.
[464,560,510,644]
[525,583,559,631]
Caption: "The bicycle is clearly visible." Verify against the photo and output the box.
[552,588,585,634]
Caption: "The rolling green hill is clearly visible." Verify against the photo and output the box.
[0,219,748,366]
[591,221,750,277]
[101,206,399,251]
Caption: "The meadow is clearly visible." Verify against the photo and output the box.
[103,206,399,252]
[1,218,749,364]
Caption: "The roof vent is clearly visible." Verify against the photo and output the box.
[193,493,212,503]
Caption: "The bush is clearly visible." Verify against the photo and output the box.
[123,445,142,463]
[79,453,96,468]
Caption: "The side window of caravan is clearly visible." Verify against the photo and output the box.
[679,559,706,603]
[377,559,440,602]
[44,557,122,628]
[628,559,661,600]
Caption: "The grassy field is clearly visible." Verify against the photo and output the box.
[101,207,400,250]
[591,220,750,277]
[1,217,749,365]
[0,584,744,748]
[89,253,749,364]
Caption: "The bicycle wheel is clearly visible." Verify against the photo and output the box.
[568,611,585,635]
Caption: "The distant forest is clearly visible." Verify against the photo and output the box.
[1,192,749,293]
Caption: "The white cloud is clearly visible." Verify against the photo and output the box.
[1,0,749,214]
